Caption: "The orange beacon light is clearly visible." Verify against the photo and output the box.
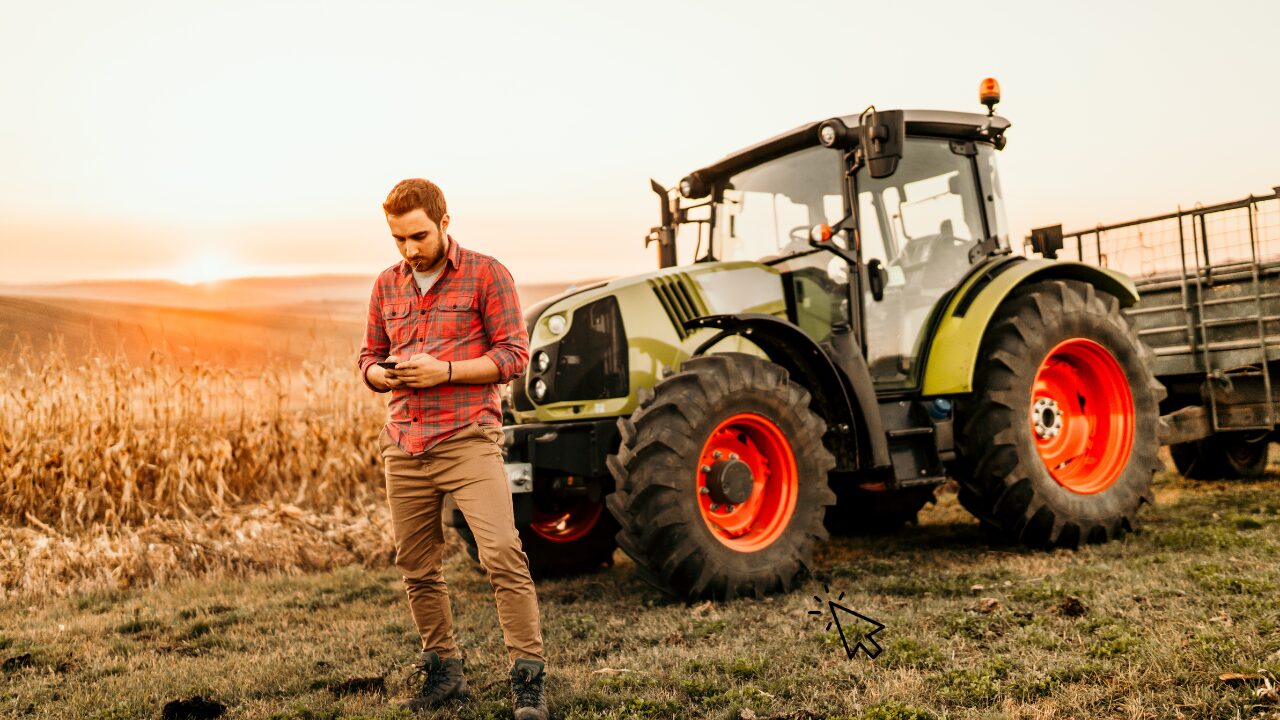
[980,77,1001,116]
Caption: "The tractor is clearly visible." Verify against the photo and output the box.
[446,80,1165,600]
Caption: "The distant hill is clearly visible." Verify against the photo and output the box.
[0,274,610,368]
[0,295,366,368]
[0,274,597,314]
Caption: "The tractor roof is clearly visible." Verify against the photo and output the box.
[688,109,1010,186]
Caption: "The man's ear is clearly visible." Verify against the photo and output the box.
[439,213,450,236]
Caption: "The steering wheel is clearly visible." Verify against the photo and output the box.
[894,232,972,271]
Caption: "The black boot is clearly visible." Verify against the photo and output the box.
[510,657,548,720]
[399,650,469,711]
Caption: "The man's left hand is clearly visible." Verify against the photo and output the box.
[395,353,450,388]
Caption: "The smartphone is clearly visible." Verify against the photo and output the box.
[376,361,399,370]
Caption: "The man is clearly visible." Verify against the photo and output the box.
[357,178,548,719]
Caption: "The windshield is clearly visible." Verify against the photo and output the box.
[710,146,845,262]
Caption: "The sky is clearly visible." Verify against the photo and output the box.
[2,0,1278,286]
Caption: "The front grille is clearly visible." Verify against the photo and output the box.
[552,296,628,402]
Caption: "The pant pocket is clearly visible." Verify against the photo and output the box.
[478,423,505,446]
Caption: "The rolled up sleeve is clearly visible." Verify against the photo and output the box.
[357,281,391,394]
[481,259,529,384]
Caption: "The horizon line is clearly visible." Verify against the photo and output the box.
[0,270,612,289]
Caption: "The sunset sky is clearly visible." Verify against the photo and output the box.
[2,1,1278,286]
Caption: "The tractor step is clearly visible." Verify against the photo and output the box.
[886,427,934,439]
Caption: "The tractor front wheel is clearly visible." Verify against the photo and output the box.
[954,279,1165,548]
[605,352,836,600]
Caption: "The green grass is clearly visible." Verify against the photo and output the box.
[3,469,1280,718]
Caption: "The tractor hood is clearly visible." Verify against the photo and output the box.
[510,260,786,424]
[529,260,784,345]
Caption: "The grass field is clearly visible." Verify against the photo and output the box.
[3,471,1278,719]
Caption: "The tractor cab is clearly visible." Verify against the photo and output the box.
[653,107,1013,391]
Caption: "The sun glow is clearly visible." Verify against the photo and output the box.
[175,251,239,285]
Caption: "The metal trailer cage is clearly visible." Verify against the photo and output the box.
[1026,187,1280,435]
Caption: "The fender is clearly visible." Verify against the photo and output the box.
[921,258,1141,396]
[682,313,891,472]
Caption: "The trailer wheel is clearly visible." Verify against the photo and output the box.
[605,352,837,600]
[954,279,1165,548]
[823,483,936,536]
[1170,432,1271,479]
[453,499,619,578]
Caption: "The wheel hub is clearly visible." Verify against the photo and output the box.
[704,458,754,505]
[1029,337,1135,495]
[1032,397,1063,439]
[695,412,799,551]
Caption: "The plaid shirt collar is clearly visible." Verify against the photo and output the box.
[395,234,461,278]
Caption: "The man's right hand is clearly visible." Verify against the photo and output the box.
[369,355,406,391]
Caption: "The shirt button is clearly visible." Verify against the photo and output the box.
[412,416,419,422]
[419,309,426,315]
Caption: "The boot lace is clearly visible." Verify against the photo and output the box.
[408,658,446,696]
[511,666,544,707]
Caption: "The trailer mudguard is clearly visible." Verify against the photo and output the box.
[921,258,1140,396]
[682,313,890,471]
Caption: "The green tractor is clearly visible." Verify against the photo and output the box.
[446,85,1165,599]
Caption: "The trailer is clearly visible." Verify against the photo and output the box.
[1027,187,1280,477]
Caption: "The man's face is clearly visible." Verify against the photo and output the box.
[387,208,450,272]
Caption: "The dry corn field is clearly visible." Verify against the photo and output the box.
[0,335,399,598]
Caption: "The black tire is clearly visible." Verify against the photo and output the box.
[823,483,936,536]
[605,352,837,600]
[1170,432,1271,480]
[453,504,619,578]
[953,279,1166,548]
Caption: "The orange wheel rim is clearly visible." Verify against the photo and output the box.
[695,412,798,551]
[1030,338,1134,494]
[530,499,602,543]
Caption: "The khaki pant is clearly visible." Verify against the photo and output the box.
[379,422,545,666]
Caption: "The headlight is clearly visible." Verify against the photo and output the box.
[817,118,849,148]
[532,378,547,401]
[546,313,567,335]
[534,351,550,373]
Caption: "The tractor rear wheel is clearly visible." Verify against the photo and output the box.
[1170,432,1271,479]
[954,279,1165,548]
[605,352,837,600]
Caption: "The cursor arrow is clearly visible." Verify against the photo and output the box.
[826,600,885,660]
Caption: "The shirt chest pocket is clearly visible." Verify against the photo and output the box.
[381,302,415,344]
[431,294,478,338]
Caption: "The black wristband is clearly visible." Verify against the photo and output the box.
[447,361,452,383]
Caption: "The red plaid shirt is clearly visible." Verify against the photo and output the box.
[357,235,528,455]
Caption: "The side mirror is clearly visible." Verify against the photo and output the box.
[1028,224,1064,260]
[858,109,905,179]
[867,258,889,301]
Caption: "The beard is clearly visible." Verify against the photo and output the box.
[408,234,447,271]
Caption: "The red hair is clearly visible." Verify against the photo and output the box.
[383,179,448,225]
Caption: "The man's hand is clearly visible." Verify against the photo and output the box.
[368,354,406,391]
[394,352,450,388]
